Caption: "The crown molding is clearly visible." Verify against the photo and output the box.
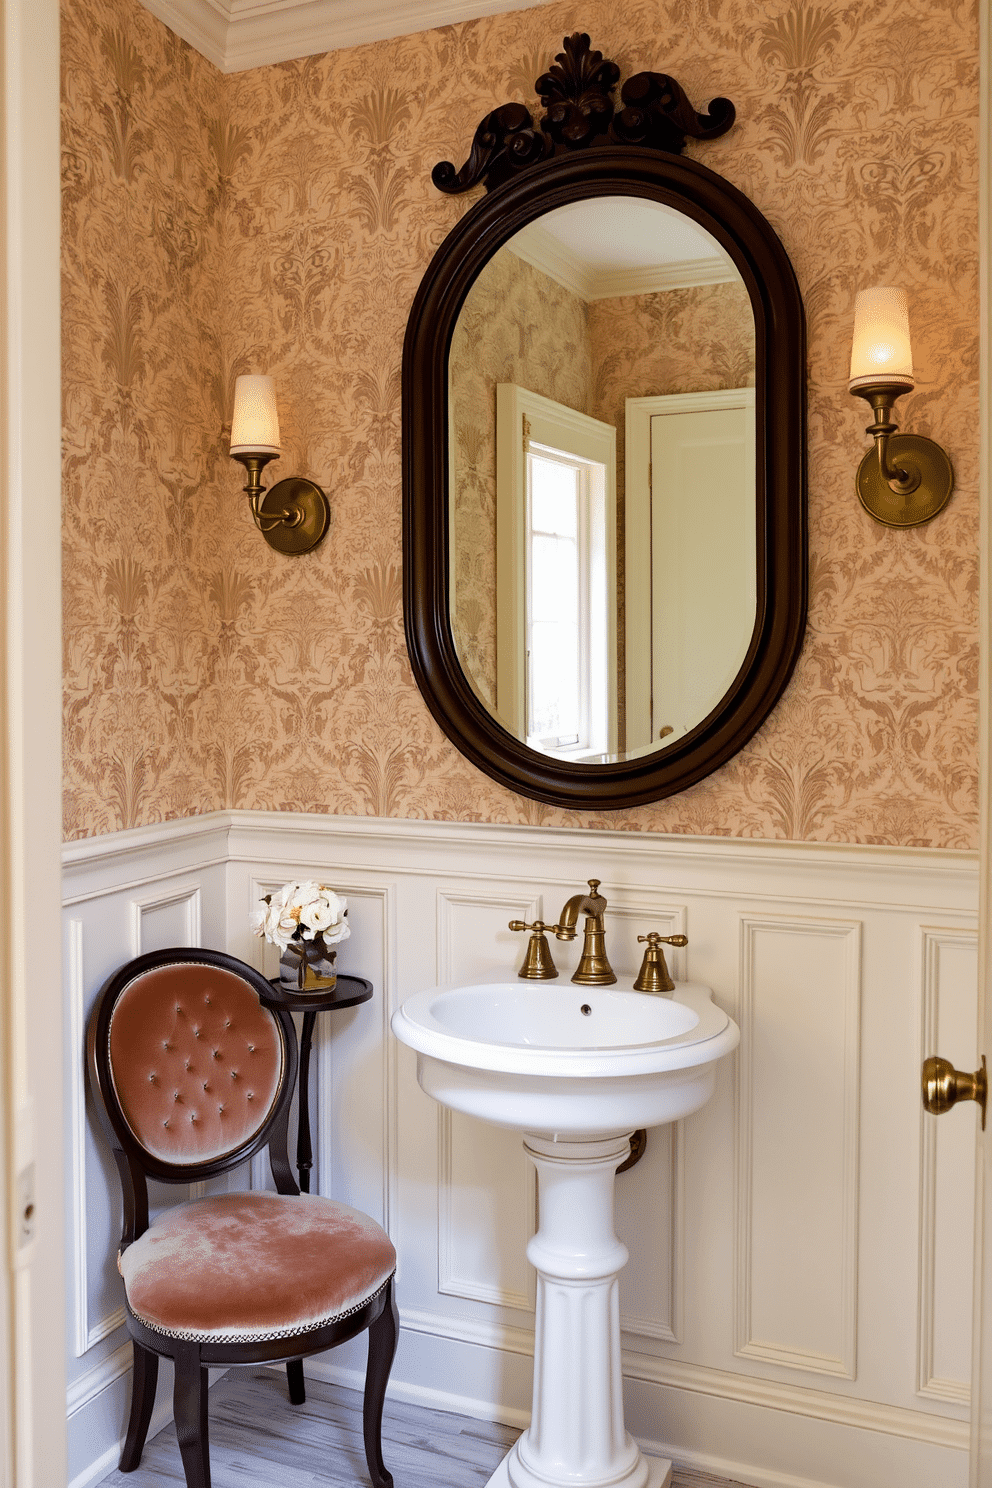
[138,0,552,72]
[589,257,738,298]
[139,0,228,67]
[506,223,738,303]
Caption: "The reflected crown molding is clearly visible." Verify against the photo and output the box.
[137,0,552,72]
[506,222,739,300]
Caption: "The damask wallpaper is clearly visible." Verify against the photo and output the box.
[449,247,591,708]
[62,0,980,847]
[62,0,228,837]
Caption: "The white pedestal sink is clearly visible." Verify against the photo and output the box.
[392,980,740,1488]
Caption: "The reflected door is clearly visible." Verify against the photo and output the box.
[626,389,756,754]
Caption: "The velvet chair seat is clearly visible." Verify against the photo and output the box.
[120,1192,396,1342]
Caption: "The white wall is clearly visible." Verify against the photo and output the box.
[63,811,980,1488]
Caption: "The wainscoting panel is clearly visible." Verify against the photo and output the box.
[436,889,540,1312]
[64,813,979,1488]
[439,1107,537,1311]
[617,1121,683,1344]
[128,884,202,957]
[917,928,978,1404]
[735,915,862,1379]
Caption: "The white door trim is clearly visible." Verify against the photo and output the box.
[2,0,66,1481]
[971,0,992,1478]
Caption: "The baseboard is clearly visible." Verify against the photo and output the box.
[279,1356,532,1431]
[67,1351,230,1488]
[67,1395,173,1488]
[661,1443,843,1488]
[272,1361,840,1488]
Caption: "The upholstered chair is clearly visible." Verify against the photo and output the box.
[86,947,398,1488]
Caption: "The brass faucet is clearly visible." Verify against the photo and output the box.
[555,879,617,985]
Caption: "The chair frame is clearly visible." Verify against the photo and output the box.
[87,946,398,1488]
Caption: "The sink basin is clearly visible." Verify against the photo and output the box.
[391,979,739,1137]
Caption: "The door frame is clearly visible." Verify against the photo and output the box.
[973,0,992,1477]
[1,0,66,1482]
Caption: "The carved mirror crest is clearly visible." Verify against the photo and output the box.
[402,33,807,810]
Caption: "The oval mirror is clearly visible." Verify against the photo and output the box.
[403,45,806,809]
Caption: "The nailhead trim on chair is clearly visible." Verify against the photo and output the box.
[127,1272,395,1343]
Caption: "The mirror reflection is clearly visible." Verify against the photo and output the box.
[449,196,756,765]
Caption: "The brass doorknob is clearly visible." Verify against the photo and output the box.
[921,1054,987,1130]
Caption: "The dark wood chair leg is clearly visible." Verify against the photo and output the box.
[363,1279,398,1488]
[119,1341,159,1471]
[173,1341,211,1488]
[286,1359,306,1404]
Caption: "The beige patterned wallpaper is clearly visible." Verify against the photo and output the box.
[62,0,980,847]
[449,247,591,709]
[62,0,228,838]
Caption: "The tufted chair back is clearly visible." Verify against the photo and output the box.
[88,949,298,1212]
[107,960,285,1165]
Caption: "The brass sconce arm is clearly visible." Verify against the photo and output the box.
[231,450,331,555]
[236,451,280,526]
[849,382,953,527]
[853,384,921,496]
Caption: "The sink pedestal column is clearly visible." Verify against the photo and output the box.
[486,1133,671,1488]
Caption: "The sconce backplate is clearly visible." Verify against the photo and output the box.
[857,434,953,528]
[259,478,331,554]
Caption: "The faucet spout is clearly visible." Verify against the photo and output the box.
[554,879,617,986]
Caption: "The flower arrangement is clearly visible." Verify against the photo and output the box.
[251,880,350,990]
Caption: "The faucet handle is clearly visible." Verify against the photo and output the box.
[508,920,560,980]
[586,878,606,908]
[633,932,688,995]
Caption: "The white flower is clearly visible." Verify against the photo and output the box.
[300,900,333,934]
[288,880,322,908]
[251,880,349,949]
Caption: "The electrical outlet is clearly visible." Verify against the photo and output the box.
[17,1163,35,1248]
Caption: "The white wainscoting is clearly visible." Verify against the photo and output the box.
[63,811,979,1488]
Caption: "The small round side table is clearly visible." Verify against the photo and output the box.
[260,974,373,1193]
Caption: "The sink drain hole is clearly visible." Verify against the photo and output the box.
[580,1004,592,1015]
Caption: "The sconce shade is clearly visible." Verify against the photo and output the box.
[230,374,281,455]
[849,287,915,393]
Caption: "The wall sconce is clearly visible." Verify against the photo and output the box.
[849,287,953,527]
[229,374,331,554]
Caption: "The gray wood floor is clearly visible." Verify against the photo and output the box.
[94,1370,747,1487]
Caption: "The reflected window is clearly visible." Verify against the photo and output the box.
[526,445,608,757]
[493,383,617,760]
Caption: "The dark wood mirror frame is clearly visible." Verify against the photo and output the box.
[402,38,807,810]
